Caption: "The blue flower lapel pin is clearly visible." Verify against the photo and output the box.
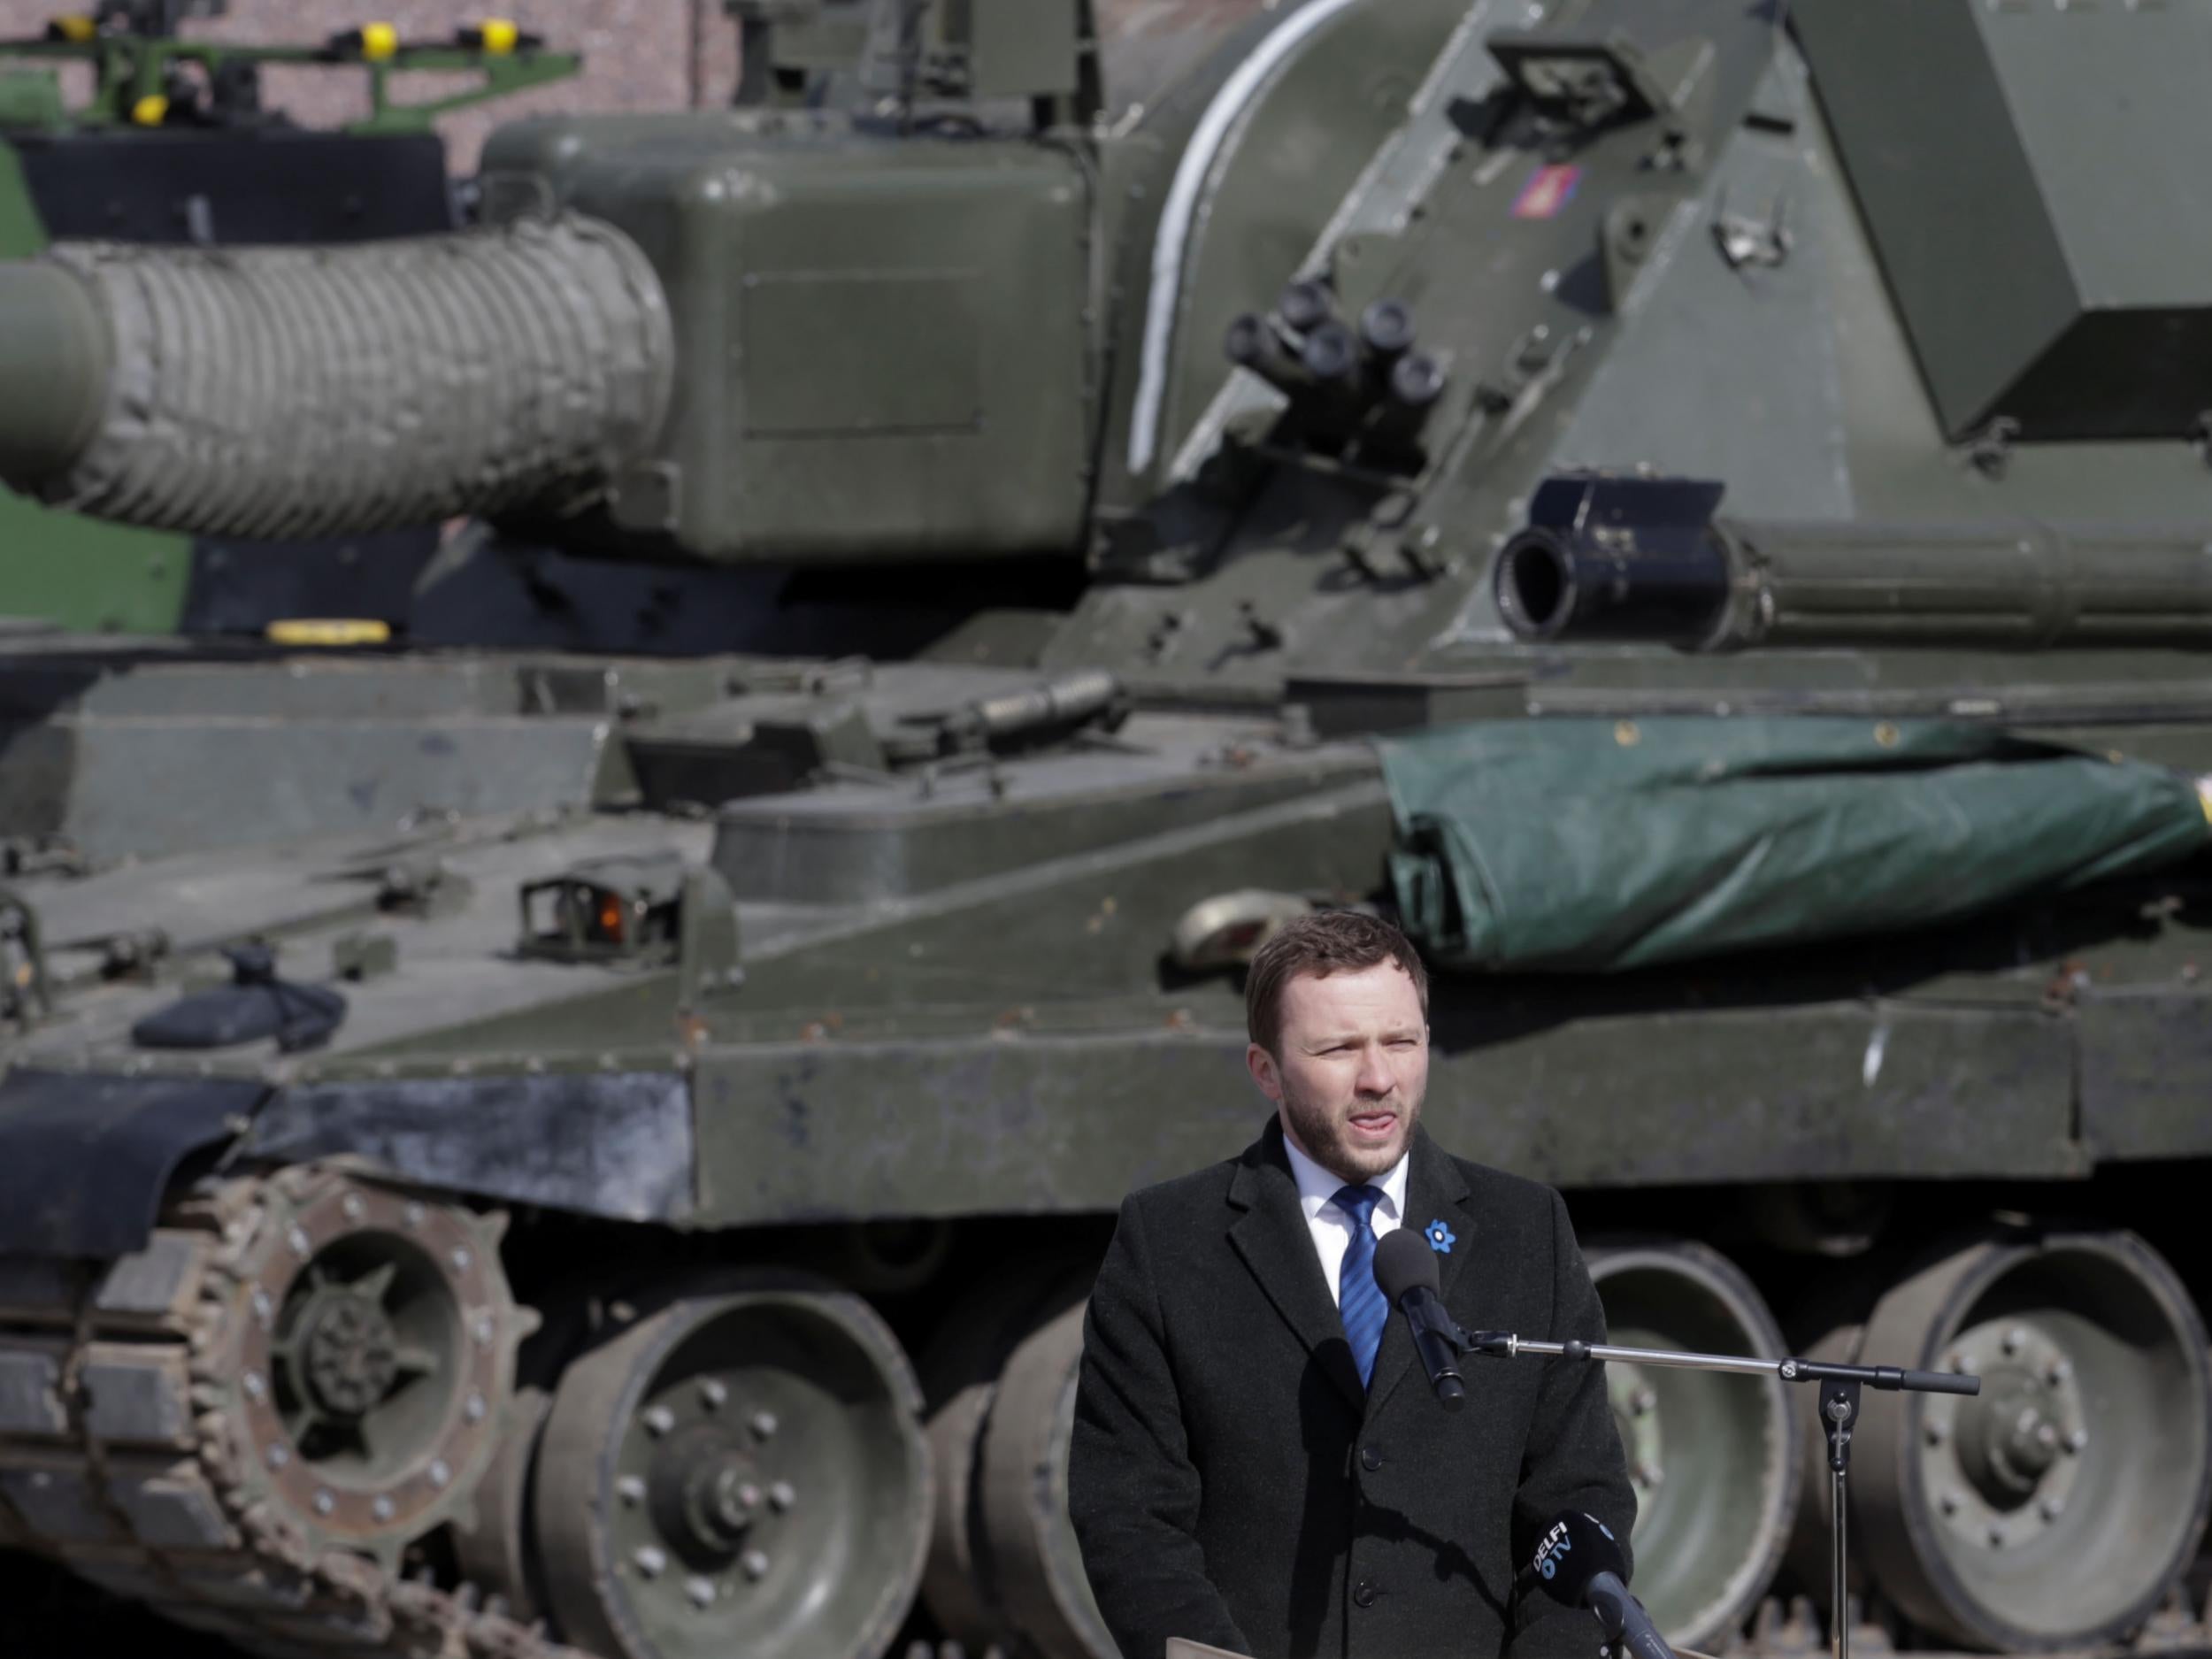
[1425,1219,1457,1254]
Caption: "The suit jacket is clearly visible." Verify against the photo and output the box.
[1068,1118,1635,1659]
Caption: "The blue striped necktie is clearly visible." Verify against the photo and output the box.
[1333,1184,1388,1386]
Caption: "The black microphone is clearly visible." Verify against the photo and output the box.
[1371,1227,1465,1411]
[1530,1511,1672,1659]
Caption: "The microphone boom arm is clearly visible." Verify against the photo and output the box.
[1456,1325,1980,1659]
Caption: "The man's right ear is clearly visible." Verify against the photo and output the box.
[1245,1041,1282,1103]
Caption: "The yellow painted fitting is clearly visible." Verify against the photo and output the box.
[50,14,97,42]
[265,618,393,647]
[130,93,168,126]
[480,17,518,53]
[361,20,399,60]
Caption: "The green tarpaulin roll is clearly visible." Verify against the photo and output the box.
[1378,718,2212,973]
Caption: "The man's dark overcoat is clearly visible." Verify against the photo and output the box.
[1068,1118,1636,1659]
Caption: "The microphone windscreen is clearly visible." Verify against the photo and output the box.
[1373,1226,1440,1302]
[1530,1511,1629,1606]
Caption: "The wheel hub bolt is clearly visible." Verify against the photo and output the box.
[2066,1428,2089,1454]
[1939,1491,1962,1516]
[2046,1358,2071,1386]
[768,1480,795,1512]
[642,1404,676,1437]
[686,1576,717,1609]
[1987,1524,2005,1547]
[742,1549,771,1581]
[2040,1496,2065,1521]
[750,1410,779,1440]
[2001,1326,2027,1357]
[616,1475,647,1506]
[700,1378,728,1409]
[634,1546,666,1579]
[1631,1387,1657,1417]
[1924,1422,1947,1446]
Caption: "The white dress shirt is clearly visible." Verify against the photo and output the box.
[1281,1131,1409,1302]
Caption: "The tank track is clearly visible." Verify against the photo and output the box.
[0,1166,582,1659]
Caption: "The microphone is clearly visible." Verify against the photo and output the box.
[1530,1511,1673,1659]
[1371,1227,1465,1411]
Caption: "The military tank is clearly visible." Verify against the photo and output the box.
[2,2,2209,1659]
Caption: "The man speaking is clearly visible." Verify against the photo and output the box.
[1068,911,1637,1659]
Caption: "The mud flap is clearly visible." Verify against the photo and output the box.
[0,1069,265,1257]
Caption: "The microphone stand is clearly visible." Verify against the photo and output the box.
[1451,1327,1981,1659]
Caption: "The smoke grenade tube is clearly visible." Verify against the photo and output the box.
[0,213,673,541]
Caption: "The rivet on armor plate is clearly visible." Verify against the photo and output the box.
[405,1204,426,1229]
[429,1458,450,1488]
[314,1490,335,1515]
[750,1410,779,1440]
[252,1288,274,1323]
[616,1475,647,1506]
[634,1546,666,1578]
[452,1246,472,1271]
[243,1370,266,1399]
[699,1378,728,1409]
[474,1314,495,1346]
[686,1577,717,1609]
[768,1480,795,1512]
[465,1391,488,1423]
[742,1549,770,1581]
[373,1495,394,1521]
[643,1404,677,1437]
[342,1194,365,1222]
[267,1443,289,1469]
[288,1226,311,1256]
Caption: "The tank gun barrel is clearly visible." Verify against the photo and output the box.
[0,214,672,542]
[1496,474,2212,651]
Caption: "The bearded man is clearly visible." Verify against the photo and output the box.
[1067,910,1636,1659]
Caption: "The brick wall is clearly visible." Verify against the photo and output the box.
[0,1,740,171]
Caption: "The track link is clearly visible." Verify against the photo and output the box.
[0,1164,584,1659]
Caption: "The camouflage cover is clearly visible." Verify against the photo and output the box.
[1380,718,2212,972]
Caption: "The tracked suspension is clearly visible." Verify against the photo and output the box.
[0,1165,578,1659]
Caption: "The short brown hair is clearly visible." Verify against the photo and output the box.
[1245,910,1429,1056]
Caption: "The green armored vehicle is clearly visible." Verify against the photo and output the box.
[3,3,2209,1659]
